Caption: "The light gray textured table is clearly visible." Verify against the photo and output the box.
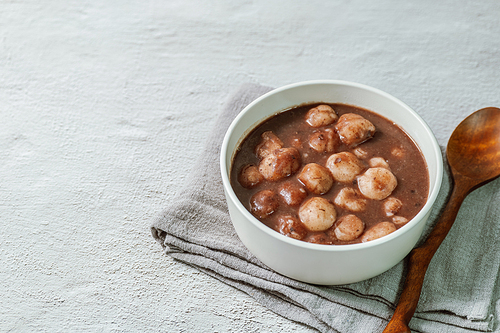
[2,1,500,332]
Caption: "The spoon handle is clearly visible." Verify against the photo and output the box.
[383,177,472,333]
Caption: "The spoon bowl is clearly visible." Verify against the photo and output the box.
[448,107,500,181]
[384,107,500,332]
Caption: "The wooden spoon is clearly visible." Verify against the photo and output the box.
[384,107,500,333]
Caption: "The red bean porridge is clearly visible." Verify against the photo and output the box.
[230,103,429,245]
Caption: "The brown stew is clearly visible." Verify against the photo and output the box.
[230,103,429,245]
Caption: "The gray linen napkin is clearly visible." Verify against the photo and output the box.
[152,83,500,333]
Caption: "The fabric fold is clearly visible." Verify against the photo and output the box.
[152,83,500,333]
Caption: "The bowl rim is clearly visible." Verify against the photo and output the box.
[220,79,443,252]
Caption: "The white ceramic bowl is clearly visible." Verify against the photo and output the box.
[220,80,443,285]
